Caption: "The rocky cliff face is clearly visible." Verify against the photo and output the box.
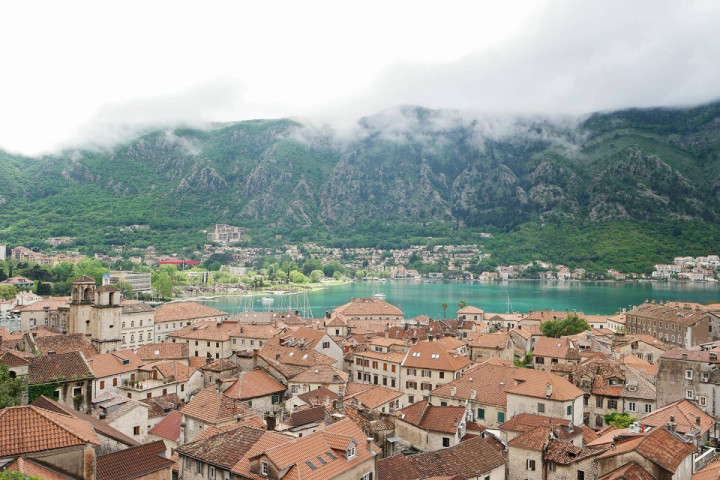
[2,103,720,235]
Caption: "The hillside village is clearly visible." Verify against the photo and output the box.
[2,277,720,479]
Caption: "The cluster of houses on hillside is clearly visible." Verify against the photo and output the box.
[653,255,720,281]
[3,287,720,479]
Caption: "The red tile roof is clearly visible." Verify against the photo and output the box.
[97,440,175,480]
[378,436,505,480]
[34,333,98,359]
[154,301,227,323]
[402,340,471,371]
[598,427,694,474]
[87,349,144,378]
[148,409,182,441]
[28,351,94,384]
[508,425,553,451]
[533,336,580,360]
[181,387,254,425]
[598,462,656,480]
[31,395,139,447]
[135,342,189,361]
[223,369,286,400]
[4,457,74,480]
[640,399,715,436]
[0,405,99,456]
[396,400,466,434]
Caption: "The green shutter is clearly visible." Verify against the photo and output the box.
[441,401,448,406]
[478,408,485,420]
[498,411,505,423]
[567,405,572,415]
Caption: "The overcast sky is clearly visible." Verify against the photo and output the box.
[1,0,719,155]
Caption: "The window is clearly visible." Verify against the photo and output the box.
[73,387,82,397]
[596,397,603,408]
[361,474,374,480]
[644,404,653,413]
[131,321,135,327]
[133,426,140,435]
[113,378,117,386]
[372,361,378,369]
[526,459,536,471]
[323,341,330,349]
[233,338,237,345]
[566,405,572,415]
[608,399,618,410]
[577,471,585,480]
[196,461,202,474]
[627,402,637,412]
[209,466,215,479]
[439,371,445,379]
[700,396,707,406]
[347,444,356,459]
[383,363,388,371]
[687,390,694,399]
[548,462,556,472]
[442,437,450,447]
[140,320,143,327]
[497,411,505,423]
[595,416,604,427]
[537,403,545,413]
[100,380,105,389]
[478,408,485,420]
[391,365,396,373]
[583,396,589,406]
[441,401,448,406]
[139,333,143,341]
[535,357,545,364]
[391,378,396,388]
[422,369,431,377]
[130,335,134,343]
[685,370,694,380]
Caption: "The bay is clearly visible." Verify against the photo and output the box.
[207,280,720,318]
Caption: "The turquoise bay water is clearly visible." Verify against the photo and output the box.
[208,280,720,318]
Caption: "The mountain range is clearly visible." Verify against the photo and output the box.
[1,102,720,270]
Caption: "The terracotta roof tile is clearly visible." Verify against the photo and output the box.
[378,436,505,480]
[87,349,144,378]
[181,387,254,425]
[640,399,715,436]
[543,439,606,464]
[97,440,175,480]
[135,342,189,361]
[598,462,656,480]
[148,409,182,441]
[169,320,237,341]
[0,349,32,366]
[693,458,720,480]
[28,351,94,384]
[402,340,471,371]
[31,395,139,447]
[0,405,99,456]
[289,364,348,385]
[466,332,511,349]
[345,385,402,410]
[396,400,466,434]
[598,427,694,474]
[140,393,183,418]
[297,386,338,407]
[35,333,98,359]
[229,323,282,339]
[533,336,580,360]
[290,405,326,427]
[255,418,380,480]
[508,425,552,451]
[333,297,404,317]
[177,425,290,473]
[154,301,227,324]
[223,369,286,400]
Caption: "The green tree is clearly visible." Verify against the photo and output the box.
[513,352,534,368]
[0,470,41,480]
[0,285,18,300]
[540,314,590,338]
[309,270,324,283]
[0,363,25,408]
[604,412,637,428]
[117,281,134,299]
[289,270,308,284]
[75,259,109,285]
[152,272,173,298]
[441,303,448,319]
[458,300,467,310]
[35,280,51,296]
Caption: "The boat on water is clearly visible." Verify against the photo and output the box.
[260,296,275,303]
[372,292,387,299]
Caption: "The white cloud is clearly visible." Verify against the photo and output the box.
[0,0,718,155]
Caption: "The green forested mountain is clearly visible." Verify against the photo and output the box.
[1,102,720,271]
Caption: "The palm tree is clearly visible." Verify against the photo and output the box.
[441,302,448,319]
[458,300,467,310]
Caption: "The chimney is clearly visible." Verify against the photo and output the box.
[668,415,676,432]
[697,415,702,426]
[450,386,456,397]
[83,443,95,480]
[470,389,476,400]
[325,311,331,319]
[546,383,553,398]
[266,414,276,431]
[567,422,573,432]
